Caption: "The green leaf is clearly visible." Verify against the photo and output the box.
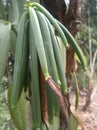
[0,20,11,82]
[8,0,40,25]
[0,0,6,20]
[8,87,27,130]
[57,36,66,73]
[49,117,59,130]
[68,114,78,130]
[10,30,16,57]
[8,0,25,26]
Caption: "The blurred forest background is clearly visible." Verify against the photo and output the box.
[0,0,97,129]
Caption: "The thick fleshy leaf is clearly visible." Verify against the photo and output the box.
[0,20,11,81]
[8,87,27,130]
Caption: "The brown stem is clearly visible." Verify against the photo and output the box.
[45,76,69,127]
[39,66,49,128]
